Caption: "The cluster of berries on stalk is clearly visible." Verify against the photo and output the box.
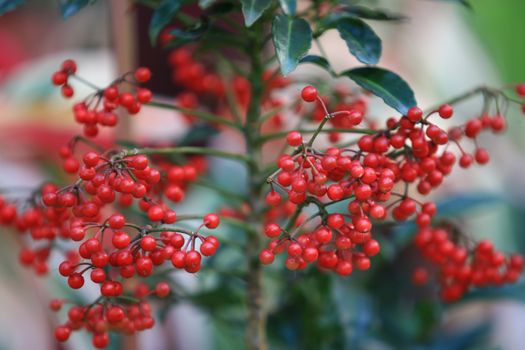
[412,225,524,302]
[4,53,523,349]
[260,85,524,294]
[52,59,153,137]
[167,47,290,126]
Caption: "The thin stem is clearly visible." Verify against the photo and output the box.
[121,146,254,165]
[193,180,248,203]
[259,127,376,143]
[147,100,242,130]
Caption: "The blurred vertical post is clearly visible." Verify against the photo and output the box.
[110,0,135,141]
[110,2,136,349]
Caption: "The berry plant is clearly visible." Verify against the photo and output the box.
[2,0,525,349]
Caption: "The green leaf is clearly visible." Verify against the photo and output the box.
[207,2,235,15]
[170,16,209,40]
[0,0,23,16]
[299,55,335,76]
[278,0,296,15]
[240,0,272,27]
[149,0,182,45]
[341,67,416,115]
[59,0,95,19]
[272,15,312,76]
[342,5,407,21]
[434,0,472,9]
[199,0,215,9]
[336,17,381,65]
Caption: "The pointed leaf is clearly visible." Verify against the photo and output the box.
[299,55,335,76]
[272,15,312,75]
[278,0,296,15]
[59,0,94,19]
[0,0,24,16]
[434,0,472,9]
[336,17,381,64]
[342,5,407,21]
[240,0,272,27]
[199,0,215,9]
[341,67,416,115]
[170,16,209,40]
[149,0,183,45]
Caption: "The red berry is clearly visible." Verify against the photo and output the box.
[204,213,220,229]
[407,107,423,122]
[259,249,275,264]
[286,131,303,147]
[301,85,318,102]
[147,205,164,221]
[156,282,170,297]
[134,67,152,82]
[108,214,125,229]
[438,104,453,119]
[516,83,525,97]
[54,326,71,342]
[67,273,84,289]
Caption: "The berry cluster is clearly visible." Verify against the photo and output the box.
[53,59,153,137]
[413,225,524,302]
[260,85,522,286]
[51,283,168,348]
[167,47,290,126]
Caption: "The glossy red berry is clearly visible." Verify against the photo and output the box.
[134,67,152,82]
[286,131,303,147]
[301,85,318,102]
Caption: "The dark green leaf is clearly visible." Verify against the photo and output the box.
[341,67,416,115]
[0,0,23,16]
[432,0,472,9]
[240,0,272,27]
[170,16,209,40]
[178,123,219,146]
[59,0,95,19]
[342,5,407,21]
[299,55,335,75]
[278,0,296,15]
[199,0,215,9]
[336,17,381,64]
[149,0,182,45]
[207,2,235,15]
[272,15,312,76]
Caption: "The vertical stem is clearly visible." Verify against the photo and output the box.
[244,21,268,350]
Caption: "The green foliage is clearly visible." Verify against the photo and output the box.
[336,17,382,65]
[240,0,272,27]
[341,67,417,115]
[59,0,97,18]
[341,5,407,21]
[272,15,312,75]
[0,0,23,16]
[149,0,182,45]
[278,0,295,16]
[299,55,335,76]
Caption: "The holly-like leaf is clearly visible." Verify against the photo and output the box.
[278,0,296,15]
[149,0,182,45]
[342,5,407,21]
[299,55,335,76]
[433,0,472,9]
[59,0,95,19]
[240,0,272,27]
[272,15,312,76]
[0,0,24,16]
[170,16,210,40]
[336,17,381,65]
[199,0,215,9]
[341,67,416,115]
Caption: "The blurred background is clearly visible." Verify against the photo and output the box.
[1,0,525,349]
